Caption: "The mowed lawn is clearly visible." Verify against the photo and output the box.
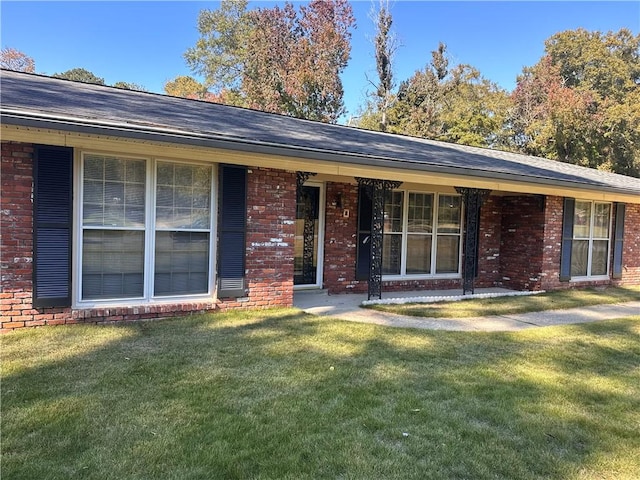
[2,310,639,479]
[365,286,640,318]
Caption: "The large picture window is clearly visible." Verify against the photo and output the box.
[571,200,611,277]
[382,190,462,277]
[79,153,213,303]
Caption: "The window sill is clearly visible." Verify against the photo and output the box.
[382,274,461,282]
[569,275,610,283]
[73,293,215,310]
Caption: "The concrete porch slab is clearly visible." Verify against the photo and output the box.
[293,289,640,332]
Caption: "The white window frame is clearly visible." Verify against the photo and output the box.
[383,190,463,280]
[73,151,217,308]
[570,200,612,282]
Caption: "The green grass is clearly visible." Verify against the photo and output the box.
[365,286,640,318]
[2,310,640,479]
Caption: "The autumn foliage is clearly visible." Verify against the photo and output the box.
[183,0,355,123]
[0,47,35,73]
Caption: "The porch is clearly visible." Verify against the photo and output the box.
[294,286,517,319]
[293,288,640,331]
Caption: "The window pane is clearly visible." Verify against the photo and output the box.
[382,234,401,274]
[438,195,461,233]
[407,235,432,274]
[574,201,591,238]
[383,191,403,233]
[408,193,433,233]
[83,155,146,228]
[436,236,460,273]
[84,156,104,179]
[104,157,125,182]
[591,240,608,275]
[593,203,611,239]
[571,239,589,276]
[155,162,212,229]
[82,230,144,299]
[154,231,210,296]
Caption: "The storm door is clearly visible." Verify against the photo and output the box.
[294,184,324,287]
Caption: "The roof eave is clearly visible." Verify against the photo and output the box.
[2,109,639,198]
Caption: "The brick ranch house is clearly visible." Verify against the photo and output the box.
[2,69,639,331]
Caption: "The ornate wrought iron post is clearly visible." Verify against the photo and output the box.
[297,172,317,284]
[357,177,402,300]
[455,187,491,295]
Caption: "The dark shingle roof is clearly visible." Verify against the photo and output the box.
[2,69,640,196]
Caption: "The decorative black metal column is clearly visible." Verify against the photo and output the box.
[297,172,317,284]
[455,187,491,295]
[357,177,402,300]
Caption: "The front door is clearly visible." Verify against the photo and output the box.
[294,184,323,287]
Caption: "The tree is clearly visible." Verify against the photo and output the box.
[512,28,640,177]
[164,75,209,99]
[438,67,513,149]
[369,0,398,132]
[365,42,512,149]
[113,81,146,91]
[184,0,355,122]
[1,47,35,72]
[52,68,105,85]
[184,0,250,96]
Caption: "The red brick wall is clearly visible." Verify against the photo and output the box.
[539,195,563,289]
[476,195,503,288]
[541,196,634,291]
[499,195,546,290]
[323,182,361,293]
[1,142,36,330]
[1,142,298,331]
[218,167,296,309]
[614,202,640,286]
[322,185,510,294]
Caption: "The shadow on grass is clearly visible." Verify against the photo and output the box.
[366,286,640,318]
[2,311,639,479]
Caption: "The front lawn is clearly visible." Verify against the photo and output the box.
[2,310,639,479]
[365,286,640,318]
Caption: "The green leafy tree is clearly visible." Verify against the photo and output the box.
[184,0,250,97]
[113,81,146,91]
[384,43,512,149]
[164,75,209,99]
[438,67,513,149]
[512,28,640,177]
[52,68,105,85]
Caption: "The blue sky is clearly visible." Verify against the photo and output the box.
[2,1,639,122]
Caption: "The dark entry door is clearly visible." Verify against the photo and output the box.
[294,185,321,286]
[356,184,372,280]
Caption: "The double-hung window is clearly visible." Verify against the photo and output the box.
[571,200,611,278]
[382,190,462,277]
[79,153,214,304]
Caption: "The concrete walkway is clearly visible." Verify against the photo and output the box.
[293,289,640,332]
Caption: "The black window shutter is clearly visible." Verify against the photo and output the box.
[218,165,247,297]
[355,185,373,281]
[33,145,73,308]
[612,203,625,279]
[559,197,575,282]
